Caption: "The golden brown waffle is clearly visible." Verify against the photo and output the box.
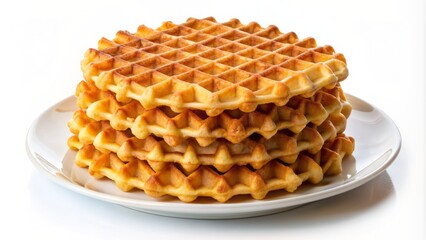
[76,80,350,146]
[81,17,348,116]
[68,17,355,203]
[74,134,354,202]
[68,109,347,173]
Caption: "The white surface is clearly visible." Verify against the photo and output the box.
[26,94,401,219]
[1,0,425,238]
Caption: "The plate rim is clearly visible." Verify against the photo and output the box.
[26,93,402,218]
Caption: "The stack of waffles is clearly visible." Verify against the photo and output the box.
[67,17,355,202]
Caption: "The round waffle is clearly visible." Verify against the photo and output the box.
[68,108,348,173]
[73,135,354,202]
[76,80,350,146]
[81,17,348,116]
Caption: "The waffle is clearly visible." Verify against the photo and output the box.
[68,17,355,203]
[74,134,354,202]
[76,80,350,146]
[68,109,347,173]
[81,17,348,116]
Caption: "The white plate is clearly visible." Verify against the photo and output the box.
[26,94,401,219]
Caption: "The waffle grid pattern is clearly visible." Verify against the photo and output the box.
[82,17,348,116]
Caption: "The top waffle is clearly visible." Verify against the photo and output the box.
[81,17,348,116]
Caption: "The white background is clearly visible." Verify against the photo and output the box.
[1,0,425,239]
